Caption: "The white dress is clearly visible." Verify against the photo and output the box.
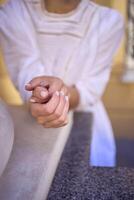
[0,0,124,166]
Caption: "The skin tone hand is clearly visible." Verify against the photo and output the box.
[29,86,51,104]
[25,76,80,128]
[29,90,69,128]
[25,76,80,110]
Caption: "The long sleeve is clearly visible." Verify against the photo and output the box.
[0,0,45,101]
[75,8,124,111]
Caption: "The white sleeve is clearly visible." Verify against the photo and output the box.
[75,8,124,111]
[0,0,45,101]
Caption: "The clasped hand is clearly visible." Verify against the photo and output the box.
[25,76,70,128]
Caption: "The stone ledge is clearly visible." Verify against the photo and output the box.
[0,101,14,177]
[0,105,73,200]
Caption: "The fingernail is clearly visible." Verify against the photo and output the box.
[60,91,65,96]
[40,81,49,88]
[40,81,46,86]
[55,91,60,96]
[30,98,36,103]
[40,91,48,98]
[65,96,69,101]
[25,83,31,88]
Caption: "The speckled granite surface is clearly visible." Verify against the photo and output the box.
[48,112,134,200]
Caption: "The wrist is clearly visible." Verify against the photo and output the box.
[68,85,80,110]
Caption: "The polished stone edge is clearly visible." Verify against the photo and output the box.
[0,100,14,177]
[34,112,73,200]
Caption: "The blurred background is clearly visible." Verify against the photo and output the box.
[0,0,134,167]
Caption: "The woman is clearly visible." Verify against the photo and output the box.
[0,0,124,166]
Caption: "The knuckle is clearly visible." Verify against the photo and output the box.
[54,111,61,118]
[37,118,44,124]
[43,106,53,115]
[47,108,53,115]
[58,116,65,123]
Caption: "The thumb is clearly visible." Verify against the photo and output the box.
[25,76,49,91]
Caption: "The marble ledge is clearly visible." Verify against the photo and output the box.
[0,105,73,200]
